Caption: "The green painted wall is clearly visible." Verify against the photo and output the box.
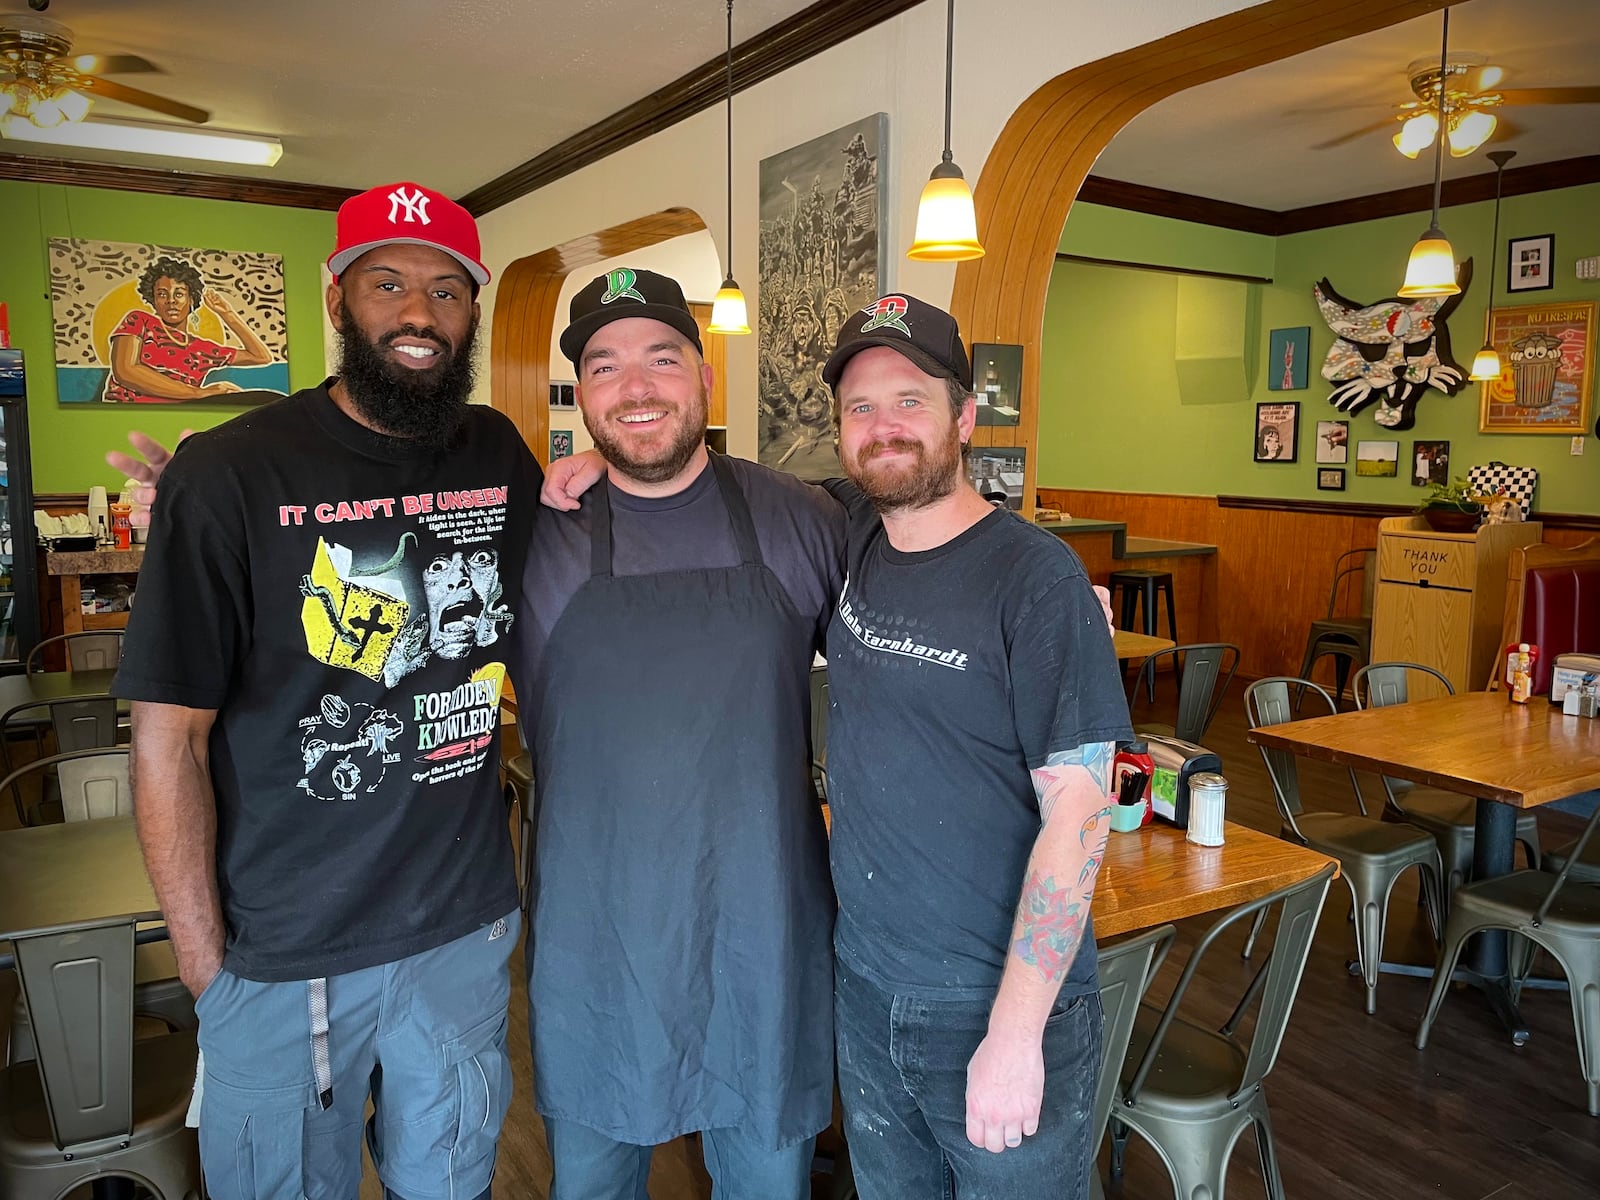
[1039,188,1600,513]
[0,180,333,493]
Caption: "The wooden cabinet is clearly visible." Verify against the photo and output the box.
[1370,516,1542,699]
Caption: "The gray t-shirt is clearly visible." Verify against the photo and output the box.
[514,454,845,728]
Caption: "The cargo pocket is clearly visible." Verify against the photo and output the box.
[444,1010,512,1190]
[198,1074,314,1200]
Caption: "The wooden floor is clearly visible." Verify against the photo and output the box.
[7,681,1600,1198]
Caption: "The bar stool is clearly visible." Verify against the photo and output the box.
[1108,569,1177,698]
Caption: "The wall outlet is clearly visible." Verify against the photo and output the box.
[1574,437,1586,456]
[1578,255,1600,281]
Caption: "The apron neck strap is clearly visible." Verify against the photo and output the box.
[588,451,766,578]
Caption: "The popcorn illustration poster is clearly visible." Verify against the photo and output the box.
[1478,301,1595,435]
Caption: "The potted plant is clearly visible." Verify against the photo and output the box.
[1416,476,1484,532]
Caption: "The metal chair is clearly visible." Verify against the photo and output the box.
[3,751,195,1067]
[1354,661,1541,906]
[1541,815,1600,885]
[1091,925,1176,1200]
[1128,643,1239,745]
[1245,677,1444,1014]
[501,720,535,915]
[0,915,202,1200]
[24,630,125,674]
[1108,865,1336,1200]
[1296,548,1374,707]
[2,697,119,826]
[1415,797,1600,1116]
[810,665,830,803]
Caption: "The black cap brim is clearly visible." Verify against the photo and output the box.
[822,336,968,394]
[559,304,704,367]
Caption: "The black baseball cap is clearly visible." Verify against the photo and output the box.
[559,268,704,366]
[821,293,972,393]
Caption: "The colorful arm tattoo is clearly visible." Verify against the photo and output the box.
[1032,741,1115,823]
[1012,871,1086,982]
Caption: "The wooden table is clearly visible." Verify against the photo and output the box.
[1112,630,1175,660]
[1095,820,1335,938]
[1248,692,1600,1039]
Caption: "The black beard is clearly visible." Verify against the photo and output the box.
[337,300,478,451]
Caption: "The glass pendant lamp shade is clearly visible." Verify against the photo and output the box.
[1448,109,1496,157]
[707,276,751,335]
[907,162,983,261]
[1393,112,1438,158]
[1468,342,1502,381]
[1398,228,1460,297]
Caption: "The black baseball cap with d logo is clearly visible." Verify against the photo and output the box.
[821,293,973,393]
[559,267,705,366]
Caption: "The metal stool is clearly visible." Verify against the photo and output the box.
[1108,569,1177,699]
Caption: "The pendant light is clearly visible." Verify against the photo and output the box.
[707,0,751,335]
[906,0,984,261]
[1469,149,1516,381]
[1398,9,1461,298]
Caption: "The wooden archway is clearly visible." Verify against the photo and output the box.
[950,0,1452,513]
[490,207,706,463]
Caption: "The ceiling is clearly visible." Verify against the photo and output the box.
[2,0,1596,209]
[1093,0,1600,211]
[0,0,820,195]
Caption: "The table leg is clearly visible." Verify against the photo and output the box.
[1465,798,1529,1045]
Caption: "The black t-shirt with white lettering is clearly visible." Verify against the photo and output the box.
[115,384,538,982]
[824,483,1132,999]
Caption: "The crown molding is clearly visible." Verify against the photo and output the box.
[0,151,355,209]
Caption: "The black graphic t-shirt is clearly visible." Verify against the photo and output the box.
[823,482,1132,1000]
[116,384,538,982]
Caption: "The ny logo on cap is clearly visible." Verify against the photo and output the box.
[387,186,432,226]
[860,296,911,337]
[601,268,646,305]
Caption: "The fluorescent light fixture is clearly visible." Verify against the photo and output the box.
[0,114,282,166]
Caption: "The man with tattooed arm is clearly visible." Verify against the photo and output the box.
[818,294,1132,1199]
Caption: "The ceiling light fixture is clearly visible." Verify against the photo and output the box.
[1469,148,1515,382]
[906,0,983,261]
[1398,9,1460,299]
[1447,108,1497,157]
[0,112,282,166]
[706,0,750,336]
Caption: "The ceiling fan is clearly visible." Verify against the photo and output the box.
[1315,53,1600,159]
[0,11,208,131]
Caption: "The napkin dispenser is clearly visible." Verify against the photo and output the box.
[1144,733,1222,829]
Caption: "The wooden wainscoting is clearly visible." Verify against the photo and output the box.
[1037,487,1592,688]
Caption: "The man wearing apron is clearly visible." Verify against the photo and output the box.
[518,270,842,1198]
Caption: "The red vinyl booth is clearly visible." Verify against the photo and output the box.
[1498,539,1600,694]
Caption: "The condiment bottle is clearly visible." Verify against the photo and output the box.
[1112,741,1156,825]
[1510,642,1534,704]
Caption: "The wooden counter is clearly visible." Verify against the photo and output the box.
[42,546,143,636]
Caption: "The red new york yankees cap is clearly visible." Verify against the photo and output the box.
[327,181,490,287]
[822,293,972,393]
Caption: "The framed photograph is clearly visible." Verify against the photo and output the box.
[549,429,574,460]
[0,348,22,397]
[1356,439,1399,478]
[1253,402,1299,463]
[971,343,1023,426]
[1507,234,1555,294]
[1315,419,1349,464]
[964,445,1026,511]
[549,382,576,409]
[1411,439,1450,486]
[1317,468,1345,492]
[1478,300,1596,435]
[1267,327,1310,391]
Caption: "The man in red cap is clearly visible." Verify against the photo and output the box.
[112,181,537,1200]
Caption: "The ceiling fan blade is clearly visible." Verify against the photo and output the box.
[73,76,208,123]
[69,53,159,76]
[1495,87,1600,106]
[1493,113,1525,141]
[1311,118,1395,151]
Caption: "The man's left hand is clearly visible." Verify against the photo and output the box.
[1093,584,1114,637]
[965,1029,1044,1153]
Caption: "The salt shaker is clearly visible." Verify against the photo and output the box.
[1186,773,1228,847]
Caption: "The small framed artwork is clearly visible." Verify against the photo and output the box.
[549,382,577,409]
[963,445,1026,510]
[549,429,574,460]
[1507,234,1555,293]
[1317,468,1345,492]
[972,343,1024,426]
[1253,402,1299,462]
[1479,300,1596,435]
[1411,439,1450,486]
[1267,327,1310,391]
[1315,420,1349,464]
[1356,439,1399,478]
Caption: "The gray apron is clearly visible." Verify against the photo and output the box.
[526,453,834,1147]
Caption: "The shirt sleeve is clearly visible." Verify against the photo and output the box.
[1008,573,1133,769]
[113,449,251,711]
[110,309,155,340]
